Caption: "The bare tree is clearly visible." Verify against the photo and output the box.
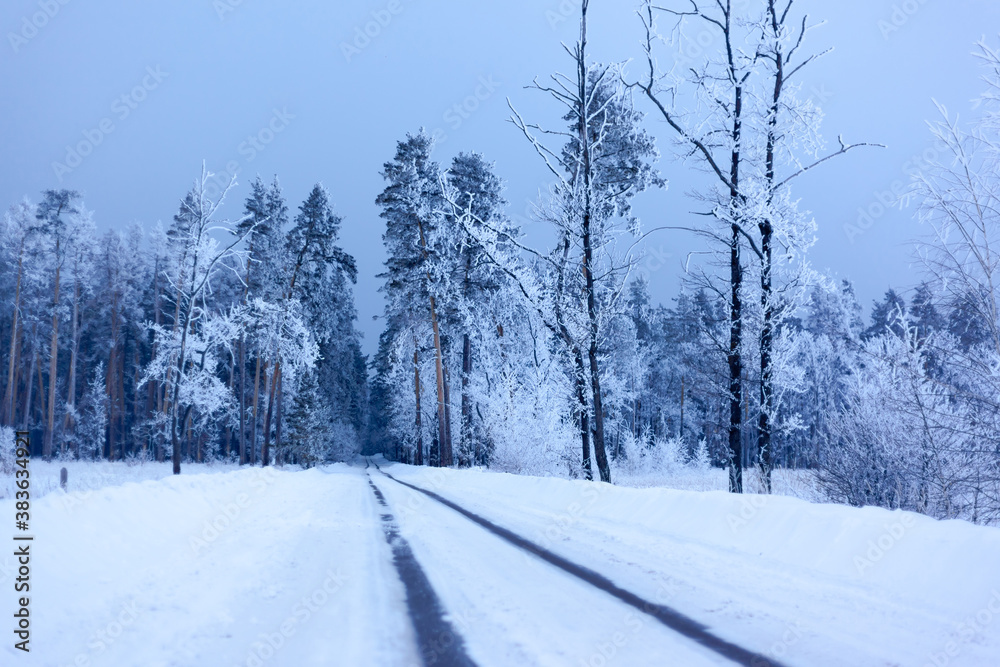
[637,0,876,491]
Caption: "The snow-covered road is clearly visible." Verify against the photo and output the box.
[5,459,1000,666]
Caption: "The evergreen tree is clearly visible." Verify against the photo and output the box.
[377,131,454,467]
[864,289,908,340]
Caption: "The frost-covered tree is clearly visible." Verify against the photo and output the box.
[58,209,97,456]
[33,189,85,459]
[284,368,328,468]
[237,177,289,464]
[507,0,662,482]
[93,226,146,461]
[1,200,37,428]
[441,152,514,466]
[377,132,455,466]
[147,166,252,474]
[637,0,875,491]
[281,184,362,464]
[78,362,109,461]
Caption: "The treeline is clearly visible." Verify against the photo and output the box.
[368,2,1000,522]
[0,171,366,470]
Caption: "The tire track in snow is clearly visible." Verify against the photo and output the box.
[369,459,788,667]
[364,460,478,667]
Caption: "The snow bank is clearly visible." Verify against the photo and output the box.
[0,459,263,500]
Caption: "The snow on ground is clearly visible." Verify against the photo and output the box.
[384,461,1000,667]
[0,459,248,501]
[1,464,414,667]
[1,459,998,666]
[612,464,826,501]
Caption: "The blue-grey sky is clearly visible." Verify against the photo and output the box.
[3,0,999,355]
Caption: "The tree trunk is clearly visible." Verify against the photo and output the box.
[459,332,473,467]
[413,341,424,466]
[443,361,453,465]
[132,342,142,458]
[261,360,277,467]
[44,246,61,460]
[62,274,82,456]
[574,351,593,480]
[225,350,235,460]
[238,337,247,464]
[3,239,25,427]
[429,299,449,468]
[727,67,746,494]
[251,354,263,465]
[107,288,123,462]
[728,222,744,494]
[274,371,284,466]
[758,0,785,494]
[576,1,610,483]
[22,339,35,431]
[170,316,192,475]
[106,354,116,462]
[36,356,46,434]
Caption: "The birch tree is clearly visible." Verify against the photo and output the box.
[150,166,252,475]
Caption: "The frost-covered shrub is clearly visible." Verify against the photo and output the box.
[0,426,16,475]
[821,327,1000,522]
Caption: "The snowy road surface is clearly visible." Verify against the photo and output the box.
[4,459,1000,666]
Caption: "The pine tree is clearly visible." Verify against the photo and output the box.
[285,368,327,468]
[33,189,83,459]
[377,132,454,467]
[239,177,289,465]
[864,289,908,340]
[279,184,363,464]
[443,152,513,466]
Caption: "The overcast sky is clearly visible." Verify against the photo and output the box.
[3,0,999,355]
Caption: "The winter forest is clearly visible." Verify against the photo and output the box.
[7,1,1000,665]
[4,1,1000,527]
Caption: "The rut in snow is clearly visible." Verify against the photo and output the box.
[365,461,478,667]
[370,459,788,667]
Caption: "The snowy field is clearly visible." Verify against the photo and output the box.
[1,459,998,666]
[0,459,248,501]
